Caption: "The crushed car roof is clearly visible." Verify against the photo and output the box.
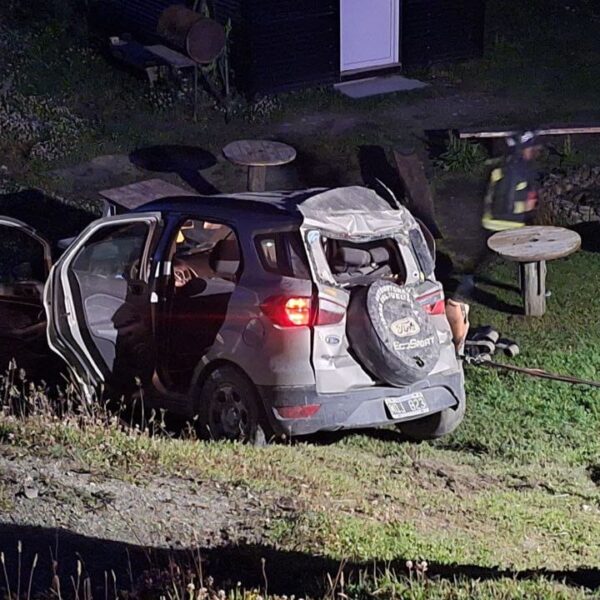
[139,186,415,236]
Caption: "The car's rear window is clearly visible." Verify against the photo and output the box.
[321,236,406,286]
[255,231,311,279]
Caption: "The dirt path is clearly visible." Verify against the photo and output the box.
[0,447,273,550]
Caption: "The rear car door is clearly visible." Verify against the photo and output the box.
[302,228,374,393]
[0,217,52,373]
[45,213,162,393]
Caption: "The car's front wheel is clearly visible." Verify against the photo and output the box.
[398,397,466,441]
[197,365,270,444]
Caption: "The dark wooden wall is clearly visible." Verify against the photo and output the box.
[213,0,340,95]
[94,0,179,42]
[401,0,486,68]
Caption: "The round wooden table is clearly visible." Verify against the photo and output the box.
[488,226,581,317]
[222,140,296,192]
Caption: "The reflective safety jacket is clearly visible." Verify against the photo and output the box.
[482,159,538,231]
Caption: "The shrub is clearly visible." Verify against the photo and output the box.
[434,133,488,173]
[0,92,89,161]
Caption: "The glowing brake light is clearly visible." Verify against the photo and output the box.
[285,297,312,326]
[262,296,346,327]
[262,296,313,327]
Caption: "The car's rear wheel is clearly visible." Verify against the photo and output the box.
[197,365,269,445]
[398,397,466,441]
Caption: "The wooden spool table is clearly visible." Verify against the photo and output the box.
[488,226,581,317]
[223,140,296,192]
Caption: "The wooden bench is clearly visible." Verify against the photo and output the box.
[99,178,196,215]
[488,226,581,317]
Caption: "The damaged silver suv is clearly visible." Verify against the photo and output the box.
[4,186,466,442]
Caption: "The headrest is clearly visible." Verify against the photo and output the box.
[370,247,390,264]
[336,247,371,267]
[209,238,240,276]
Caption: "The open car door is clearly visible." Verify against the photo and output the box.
[0,217,53,373]
[45,212,162,395]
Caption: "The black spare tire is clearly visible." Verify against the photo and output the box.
[347,281,441,386]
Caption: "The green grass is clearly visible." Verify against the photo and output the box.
[2,0,600,199]
[0,483,11,512]
[2,248,600,581]
[0,255,598,590]
[345,571,595,599]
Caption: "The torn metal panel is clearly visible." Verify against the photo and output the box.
[297,186,415,238]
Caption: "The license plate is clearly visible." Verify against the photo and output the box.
[385,392,429,420]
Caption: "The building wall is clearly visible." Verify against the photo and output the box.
[402,0,485,68]
[213,0,485,94]
[213,0,340,95]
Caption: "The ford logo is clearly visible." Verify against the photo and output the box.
[391,317,420,338]
[325,335,341,345]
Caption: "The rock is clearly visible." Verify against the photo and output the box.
[23,485,39,499]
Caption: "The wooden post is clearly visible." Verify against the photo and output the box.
[248,165,266,192]
[520,260,547,317]
[393,149,440,237]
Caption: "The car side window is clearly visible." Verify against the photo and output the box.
[171,218,241,288]
[72,222,149,280]
[255,231,310,279]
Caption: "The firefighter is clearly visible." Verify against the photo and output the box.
[481,131,541,232]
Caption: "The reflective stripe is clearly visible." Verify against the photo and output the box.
[482,216,526,232]
[490,168,503,182]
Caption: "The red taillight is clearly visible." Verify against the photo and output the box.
[262,296,313,327]
[275,404,321,419]
[424,299,446,315]
[418,291,446,315]
[262,295,346,327]
[316,298,346,326]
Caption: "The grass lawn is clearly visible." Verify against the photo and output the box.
[1,251,598,598]
[2,0,600,202]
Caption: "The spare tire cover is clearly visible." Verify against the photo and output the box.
[347,280,441,386]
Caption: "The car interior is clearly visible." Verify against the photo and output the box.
[0,227,50,371]
[322,237,406,286]
[164,219,241,386]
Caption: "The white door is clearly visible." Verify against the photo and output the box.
[340,0,400,72]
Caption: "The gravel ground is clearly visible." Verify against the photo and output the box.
[0,448,273,550]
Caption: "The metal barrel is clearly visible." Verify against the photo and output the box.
[157,5,225,63]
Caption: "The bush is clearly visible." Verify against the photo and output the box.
[1,0,89,29]
[0,92,89,161]
[434,133,488,173]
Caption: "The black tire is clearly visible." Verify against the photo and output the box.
[399,397,466,441]
[197,365,269,444]
[347,281,441,386]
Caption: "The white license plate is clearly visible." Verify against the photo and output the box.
[385,392,429,420]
